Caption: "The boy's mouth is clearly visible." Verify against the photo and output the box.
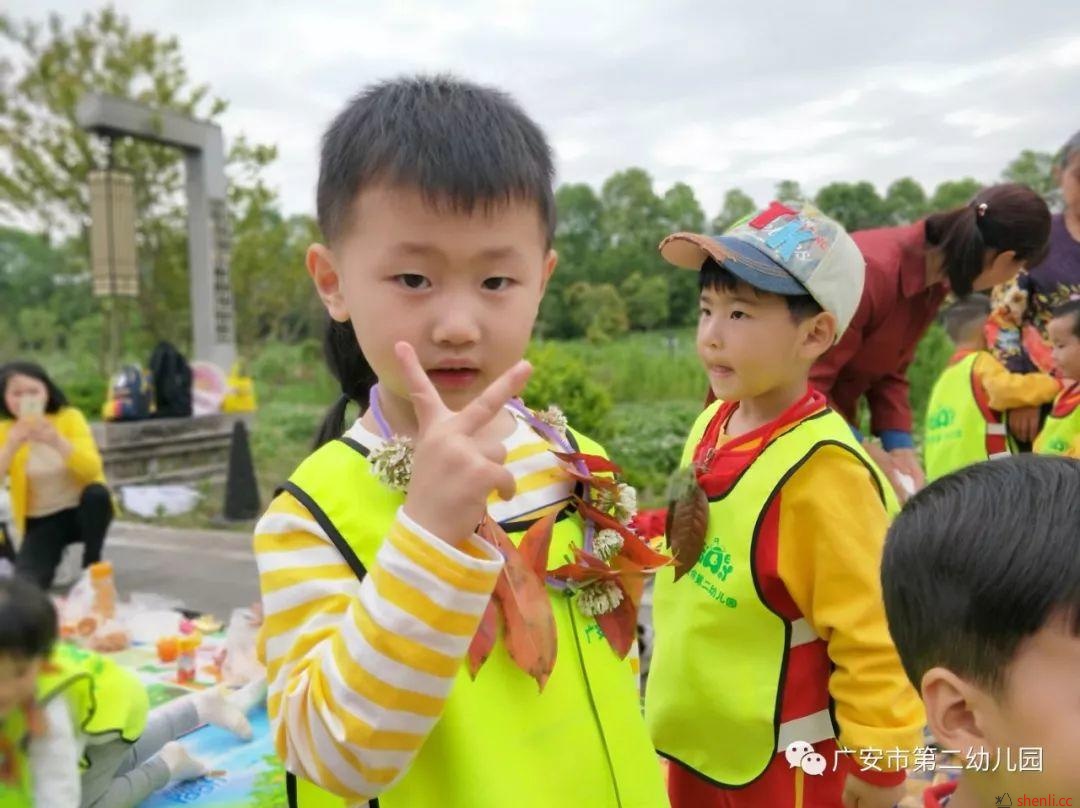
[707,364,735,379]
[427,368,480,389]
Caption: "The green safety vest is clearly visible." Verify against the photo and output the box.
[1034,384,1080,455]
[36,642,149,752]
[0,643,148,807]
[0,706,32,807]
[645,403,895,787]
[280,429,667,808]
[924,352,1011,482]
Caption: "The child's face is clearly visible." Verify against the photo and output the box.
[309,185,556,417]
[978,611,1080,800]
[1060,153,1080,221]
[0,654,41,718]
[1048,314,1080,380]
[696,281,830,403]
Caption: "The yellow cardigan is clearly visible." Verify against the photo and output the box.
[0,407,107,537]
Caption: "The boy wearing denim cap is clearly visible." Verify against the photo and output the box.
[644,202,924,808]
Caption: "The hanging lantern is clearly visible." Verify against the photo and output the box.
[89,169,138,297]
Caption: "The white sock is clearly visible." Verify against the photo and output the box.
[228,676,267,716]
[158,741,208,782]
[194,686,253,741]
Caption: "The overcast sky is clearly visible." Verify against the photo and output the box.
[7,0,1080,220]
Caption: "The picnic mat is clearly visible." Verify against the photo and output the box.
[104,639,283,807]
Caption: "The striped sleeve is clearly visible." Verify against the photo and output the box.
[254,492,503,800]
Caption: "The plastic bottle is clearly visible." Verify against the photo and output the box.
[177,635,200,684]
[88,561,116,619]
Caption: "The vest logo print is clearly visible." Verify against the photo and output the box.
[927,406,956,430]
[688,538,737,609]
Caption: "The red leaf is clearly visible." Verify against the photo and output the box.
[563,468,620,492]
[594,589,638,659]
[478,519,558,691]
[549,547,619,584]
[617,531,673,570]
[552,451,623,475]
[518,513,556,578]
[467,600,499,679]
[576,498,635,540]
[666,467,710,582]
[610,554,647,609]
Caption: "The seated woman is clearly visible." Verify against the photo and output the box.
[0,362,112,588]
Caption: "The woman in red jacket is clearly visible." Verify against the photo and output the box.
[811,183,1051,500]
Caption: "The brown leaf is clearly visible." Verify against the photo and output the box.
[467,599,499,679]
[518,513,556,578]
[552,451,623,475]
[594,587,637,659]
[478,518,558,690]
[666,466,710,582]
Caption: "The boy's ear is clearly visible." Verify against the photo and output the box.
[540,248,558,294]
[306,243,349,323]
[799,311,837,360]
[921,667,993,754]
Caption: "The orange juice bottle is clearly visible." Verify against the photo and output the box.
[177,635,200,684]
[157,635,179,663]
[89,562,116,619]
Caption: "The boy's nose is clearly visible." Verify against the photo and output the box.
[432,305,482,347]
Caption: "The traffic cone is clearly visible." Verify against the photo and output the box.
[222,420,260,521]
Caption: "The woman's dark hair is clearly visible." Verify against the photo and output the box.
[1050,298,1080,340]
[882,455,1080,693]
[925,183,1051,297]
[310,74,556,448]
[0,575,58,660]
[0,361,69,419]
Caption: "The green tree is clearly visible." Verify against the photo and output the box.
[661,182,705,233]
[620,271,669,330]
[542,183,605,338]
[710,188,756,233]
[17,306,59,350]
[1002,149,1057,198]
[928,178,984,212]
[774,179,805,203]
[565,281,629,343]
[0,6,277,352]
[884,177,928,225]
[814,181,889,231]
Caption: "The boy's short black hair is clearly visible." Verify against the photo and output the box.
[882,455,1080,692]
[698,258,823,322]
[941,295,991,343]
[316,74,555,246]
[0,576,58,660]
[1050,299,1080,340]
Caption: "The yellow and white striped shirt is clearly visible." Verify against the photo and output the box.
[254,410,573,801]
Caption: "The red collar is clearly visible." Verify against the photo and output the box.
[923,780,957,807]
[692,387,827,498]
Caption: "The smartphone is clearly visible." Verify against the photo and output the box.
[17,396,45,419]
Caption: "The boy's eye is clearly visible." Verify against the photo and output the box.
[395,274,430,289]
[730,310,747,320]
[699,307,711,318]
[481,276,514,291]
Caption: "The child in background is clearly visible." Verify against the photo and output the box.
[252,75,667,807]
[1034,299,1080,455]
[881,455,1080,807]
[923,296,1059,481]
[0,575,258,807]
[644,202,923,808]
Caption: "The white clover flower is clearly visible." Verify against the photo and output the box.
[614,483,637,524]
[593,528,624,562]
[576,580,624,617]
[535,405,568,434]
[369,435,414,491]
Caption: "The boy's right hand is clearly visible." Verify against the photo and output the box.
[3,419,33,451]
[396,341,533,544]
[841,774,905,808]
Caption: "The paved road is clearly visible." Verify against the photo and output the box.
[103,521,261,619]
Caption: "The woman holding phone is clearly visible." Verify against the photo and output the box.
[0,361,113,588]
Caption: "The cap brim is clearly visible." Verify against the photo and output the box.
[659,232,809,297]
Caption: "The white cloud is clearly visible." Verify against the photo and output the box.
[2,0,1079,221]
